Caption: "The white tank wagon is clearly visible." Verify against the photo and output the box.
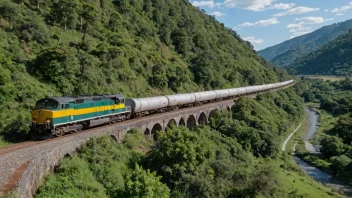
[252,85,261,93]
[259,85,267,91]
[227,88,239,98]
[236,87,247,96]
[125,80,294,118]
[244,86,254,94]
[215,90,230,100]
[126,96,168,117]
[194,91,217,104]
[166,93,196,108]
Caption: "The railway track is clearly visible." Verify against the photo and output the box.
[0,84,294,197]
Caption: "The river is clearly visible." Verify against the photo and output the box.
[294,109,352,196]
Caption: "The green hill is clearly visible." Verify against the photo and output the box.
[287,30,352,76]
[0,0,287,144]
[258,19,352,67]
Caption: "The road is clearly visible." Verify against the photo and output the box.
[282,123,302,152]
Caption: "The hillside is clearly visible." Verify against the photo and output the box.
[287,30,352,76]
[258,19,352,67]
[0,0,287,144]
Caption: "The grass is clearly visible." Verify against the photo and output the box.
[311,107,339,145]
[0,137,10,147]
[278,167,343,198]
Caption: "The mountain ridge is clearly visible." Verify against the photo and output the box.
[286,30,352,76]
[258,19,352,68]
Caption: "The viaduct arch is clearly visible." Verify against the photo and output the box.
[1,98,238,197]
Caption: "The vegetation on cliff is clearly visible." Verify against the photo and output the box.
[0,0,289,145]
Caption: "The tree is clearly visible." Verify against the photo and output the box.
[320,136,345,158]
[144,127,213,186]
[0,0,20,29]
[51,0,79,31]
[333,115,352,145]
[149,65,167,89]
[80,3,98,41]
[330,155,352,175]
[32,47,80,94]
[124,164,170,198]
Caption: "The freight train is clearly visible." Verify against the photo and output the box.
[30,80,294,139]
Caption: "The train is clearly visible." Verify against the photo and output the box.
[30,80,294,139]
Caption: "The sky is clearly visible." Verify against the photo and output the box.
[190,0,352,50]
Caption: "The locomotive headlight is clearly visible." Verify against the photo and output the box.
[46,119,51,123]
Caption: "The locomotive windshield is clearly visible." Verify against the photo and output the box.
[35,99,58,110]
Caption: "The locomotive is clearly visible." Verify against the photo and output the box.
[30,80,294,139]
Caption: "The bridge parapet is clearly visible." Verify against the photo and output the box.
[6,99,233,197]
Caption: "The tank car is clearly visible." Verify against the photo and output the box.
[227,88,239,98]
[126,96,168,118]
[166,93,196,108]
[215,90,230,100]
[194,91,217,105]
[244,86,254,95]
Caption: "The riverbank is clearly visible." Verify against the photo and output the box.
[290,108,352,196]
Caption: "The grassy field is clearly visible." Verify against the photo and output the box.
[278,167,343,198]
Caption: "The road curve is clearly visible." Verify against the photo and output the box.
[282,123,302,152]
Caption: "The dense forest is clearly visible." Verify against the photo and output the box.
[258,19,352,68]
[34,88,313,198]
[287,30,352,76]
[294,78,352,185]
[0,0,289,145]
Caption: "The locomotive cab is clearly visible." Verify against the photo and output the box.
[31,98,60,138]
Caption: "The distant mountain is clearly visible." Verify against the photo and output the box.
[258,19,352,67]
[287,30,352,76]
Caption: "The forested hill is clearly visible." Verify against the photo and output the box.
[287,30,352,76]
[0,0,286,143]
[258,19,352,68]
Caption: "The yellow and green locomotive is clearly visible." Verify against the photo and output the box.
[31,94,131,139]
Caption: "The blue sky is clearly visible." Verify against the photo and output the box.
[190,0,352,50]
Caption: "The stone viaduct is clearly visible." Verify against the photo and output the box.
[1,99,235,198]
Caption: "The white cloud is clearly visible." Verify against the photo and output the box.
[287,23,303,28]
[192,0,216,8]
[287,17,333,39]
[223,0,275,11]
[274,6,320,17]
[331,8,339,13]
[324,9,329,12]
[243,36,264,44]
[287,17,333,29]
[331,2,352,16]
[239,17,279,27]
[211,11,226,16]
[270,3,295,10]
[296,17,333,24]
[290,31,312,39]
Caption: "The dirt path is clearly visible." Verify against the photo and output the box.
[282,123,302,152]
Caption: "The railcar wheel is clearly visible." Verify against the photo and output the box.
[56,129,65,137]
